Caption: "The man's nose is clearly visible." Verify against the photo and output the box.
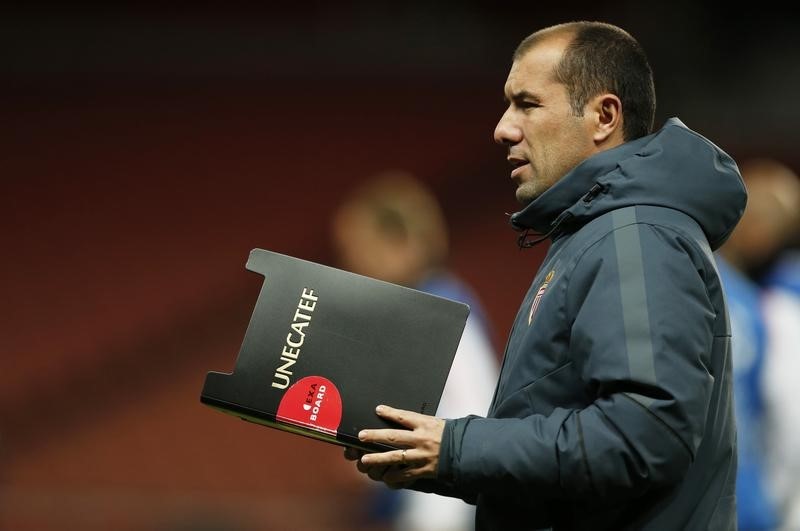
[494,109,522,145]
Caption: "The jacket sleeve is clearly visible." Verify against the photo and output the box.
[435,222,718,501]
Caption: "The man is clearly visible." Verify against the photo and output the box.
[332,171,499,530]
[346,21,745,530]
[714,164,780,531]
[716,158,800,530]
[723,158,800,530]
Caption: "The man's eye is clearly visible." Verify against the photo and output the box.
[519,101,541,109]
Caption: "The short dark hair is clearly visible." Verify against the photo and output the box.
[514,21,656,141]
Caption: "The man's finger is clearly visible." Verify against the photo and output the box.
[382,465,422,485]
[356,456,389,478]
[365,463,389,482]
[381,466,416,489]
[359,427,414,447]
[374,404,425,428]
[343,447,363,461]
[361,448,409,467]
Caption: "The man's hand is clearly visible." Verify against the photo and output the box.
[343,404,445,489]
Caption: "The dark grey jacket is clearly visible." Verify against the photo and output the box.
[419,119,744,530]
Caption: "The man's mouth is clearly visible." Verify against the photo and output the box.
[508,157,530,180]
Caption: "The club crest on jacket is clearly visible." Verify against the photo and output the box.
[529,270,555,325]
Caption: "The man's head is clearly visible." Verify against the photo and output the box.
[721,159,800,274]
[331,170,449,287]
[495,21,656,204]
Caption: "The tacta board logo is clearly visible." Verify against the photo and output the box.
[277,375,342,435]
[303,382,327,421]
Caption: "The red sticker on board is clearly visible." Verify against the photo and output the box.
[276,376,342,435]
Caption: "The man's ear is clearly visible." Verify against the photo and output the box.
[590,93,622,145]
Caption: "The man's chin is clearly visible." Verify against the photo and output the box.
[515,184,539,205]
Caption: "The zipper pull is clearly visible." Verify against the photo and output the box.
[582,183,608,203]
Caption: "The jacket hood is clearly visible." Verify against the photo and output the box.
[509,118,747,251]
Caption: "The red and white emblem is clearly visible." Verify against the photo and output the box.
[528,270,555,325]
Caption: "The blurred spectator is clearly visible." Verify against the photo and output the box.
[331,170,499,531]
[717,158,800,530]
[715,255,778,530]
[741,160,800,531]
[763,251,800,531]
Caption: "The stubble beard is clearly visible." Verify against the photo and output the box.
[515,180,541,205]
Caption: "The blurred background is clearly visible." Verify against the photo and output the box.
[3,2,799,530]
